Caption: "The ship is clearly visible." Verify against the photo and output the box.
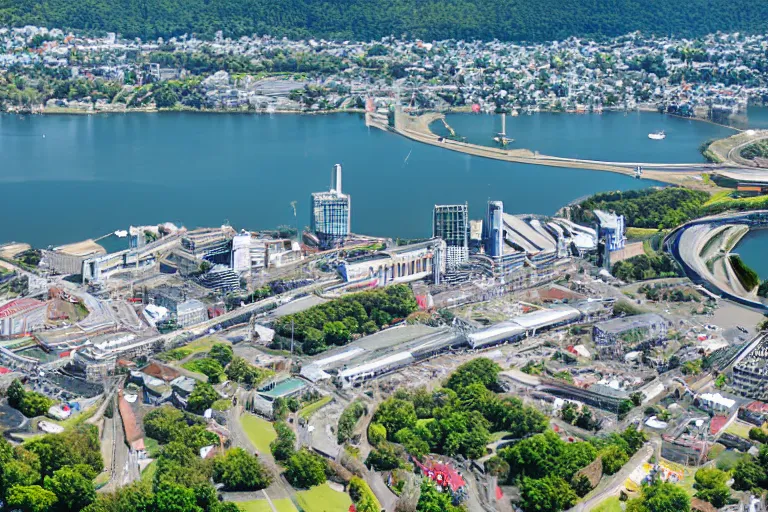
[648,131,666,140]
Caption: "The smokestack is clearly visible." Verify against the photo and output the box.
[332,164,342,194]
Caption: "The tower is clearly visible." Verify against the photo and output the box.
[311,164,351,249]
[485,201,504,258]
[432,203,469,268]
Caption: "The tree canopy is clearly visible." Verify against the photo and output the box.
[1,0,767,43]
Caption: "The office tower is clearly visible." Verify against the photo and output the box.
[432,203,469,268]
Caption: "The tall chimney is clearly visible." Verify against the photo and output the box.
[332,164,342,194]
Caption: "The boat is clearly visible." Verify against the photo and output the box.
[648,131,666,140]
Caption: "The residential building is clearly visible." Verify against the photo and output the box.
[176,299,207,327]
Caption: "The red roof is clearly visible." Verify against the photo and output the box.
[710,415,728,435]
[0,367,10,374]
[118,391,143,444]
[0,298,46,319]
[414,458,466,493]
[746,401,768,413]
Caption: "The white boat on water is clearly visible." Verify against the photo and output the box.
[648,131,666,140]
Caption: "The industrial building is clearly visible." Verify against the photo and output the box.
[466,305,583,349]
[732,335,768,400]
[338,238,446,287]
[41,241,105,275]
[0,298,47,338]
[311,164,351,249]
[433,204,469,268]
[231,231,252,276]
[592,313,668,359]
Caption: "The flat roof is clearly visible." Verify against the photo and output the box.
[339,351,414,379]
[259,378,306,398]
[502,214,556,254]
[594,313,667,333]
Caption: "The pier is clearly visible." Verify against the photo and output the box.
[366,107,768,188]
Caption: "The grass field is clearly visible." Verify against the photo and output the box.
[298,395,333,421]
[144,437,161,457]
[626,227,660,239]
[296,483,353,512]
[212,399,232,411]
[240,413,277,455]
[725,420,753,439]
[237,499,298,512]
[591,496,622,512]
[158,336,229,362]
[716,449,750,471]
[140,460,157,483]
[50,403,98,430]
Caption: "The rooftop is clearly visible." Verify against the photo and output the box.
[594,313,667,334]
[0,298,46,319]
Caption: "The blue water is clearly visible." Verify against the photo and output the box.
[734,229,768,280]
[0,112,673,248]
[747,106,768,129]
[432,111,735,163]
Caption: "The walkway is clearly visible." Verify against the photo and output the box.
[368,110,768,188]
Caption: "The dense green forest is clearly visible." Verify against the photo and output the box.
[0,0,767,42]
[572,187,710,229]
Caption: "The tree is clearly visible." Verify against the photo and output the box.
[152,484,202,512]
[6,485,58,512]
[560,402,577,424]
[337,401,367,444]
[284,449,327,488]
[44,465,96,511]
[208,343,233,367]
[693,467,730,508]
[394,428,430,458]
[733,458,766,491]
[519,475,578,512]
[212,448,273,491]
[618,399,634,420]
[485,456,510,481]
[270,421,296,462]
[600,445,629,475]
[445,358,500,391]
[416,480,463,512]
[571,474,593,497]
[365,442,402,471]
[323,321,351,345]
[372,398,417,439]
[7,379,25,409]
[367,423,386,446]
[348,477,380,512]
[187,381,218,414]
[627,480,691,512]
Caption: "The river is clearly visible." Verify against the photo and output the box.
[431,111,736,162]
[0,111,725,248]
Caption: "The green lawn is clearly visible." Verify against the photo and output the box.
[298,395,333,421]
[591,496,622,512]
[213,399,232,411]
[140,460,157,483]
[240,413,277,455]
[725,420,753,440]
[296,483,353,512]
[237,499,298,512]
[158,336,229,362]
[144,437,161,458]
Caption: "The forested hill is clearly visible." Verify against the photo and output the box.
[0,0,767,42]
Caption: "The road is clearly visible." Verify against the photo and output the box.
[567,437,660,512]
